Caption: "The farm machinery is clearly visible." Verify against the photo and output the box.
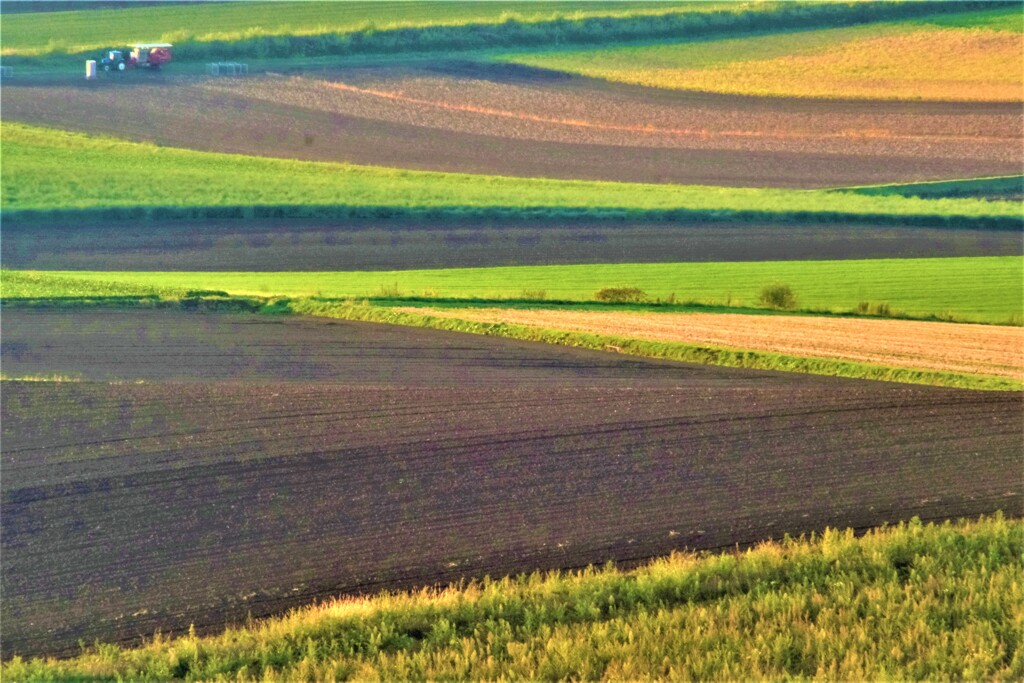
[98,43,172,72]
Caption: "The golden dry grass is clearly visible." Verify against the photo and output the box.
[510,26,1024,101]
[670,30,1023,102]
[398,308,1024,380]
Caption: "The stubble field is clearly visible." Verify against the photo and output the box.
[505,8,1024,101]
[396,308,1024,380]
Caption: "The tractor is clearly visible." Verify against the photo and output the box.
[99,43,172,73]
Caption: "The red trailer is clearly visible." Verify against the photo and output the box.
[128,43,172,69]
[100,43,172,72]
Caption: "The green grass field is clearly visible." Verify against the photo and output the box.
[5,256,1021,324]
[4,515,1019,681]
[502,6,1023,101]
[3,124,1019,227]
[0,1,708,56]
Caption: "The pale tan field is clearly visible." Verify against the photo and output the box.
[399,308,1024,380]
[509,25,1024,102]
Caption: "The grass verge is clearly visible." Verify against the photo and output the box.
[3,514,1020,680]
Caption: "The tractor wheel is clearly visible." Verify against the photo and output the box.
[103,63,111,72]
[117,62,126,71]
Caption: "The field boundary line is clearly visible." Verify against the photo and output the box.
[287,301,1023,392]
[1,293,1018,390]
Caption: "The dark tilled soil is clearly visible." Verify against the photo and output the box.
[2,310,1021,657]
[4,220,1020,271]
[4,62,1020,187]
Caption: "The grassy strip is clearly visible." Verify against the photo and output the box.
[3,123,1021,229]
[4,514,1020,680]
[0,1,996,63]
[843,175,1024,199]
[286,301,1022,391]
[5,256,1020,324]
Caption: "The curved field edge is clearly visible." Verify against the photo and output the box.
[0,291,1015,391]
[501,6,1024,102]
[391,307,1024,382]
[285,302,1023,392]
[0,1,994,62]
[3,124,1021,229]
[4,514,1020,680]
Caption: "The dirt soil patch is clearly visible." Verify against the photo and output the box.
[400,308,1024,380]
[2,310,1021,658]
[2,62,1020,187]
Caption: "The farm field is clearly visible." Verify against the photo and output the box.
[6,124,1019,224]
[396,308,1024,381]
[3,66,1022,187]
[0,1,713,56]
[2,309,1021,658]
[505,7,1024,101]
[4,514,1020,681]
[4,515,1020,680]
[6,219,1020,272]
[7,256,1021,323]
[2,0,1023,673]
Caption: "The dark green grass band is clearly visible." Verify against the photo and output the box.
[843,175,1024,199]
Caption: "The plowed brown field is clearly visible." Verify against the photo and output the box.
[400,308,1024,380]
[2,310,1021,657]
[3,61,1020,186]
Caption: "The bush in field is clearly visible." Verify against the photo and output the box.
[595,287,649,303]
[520,289,547,301]
[856,301,892,317]
[759,283,797,310]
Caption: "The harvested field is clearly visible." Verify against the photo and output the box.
[399,308,1024,381]
[506,15,1024,101]
[2,309,1022,657]
[2,61,1020,187]
[5,219,1020,271]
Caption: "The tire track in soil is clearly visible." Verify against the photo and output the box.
[2,310,1021,658]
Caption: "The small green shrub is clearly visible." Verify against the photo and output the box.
[594,287,649,303]
[520,289,547,301]
[374,282,402,297]
[759,283,798,310]
[856,301,892,317]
